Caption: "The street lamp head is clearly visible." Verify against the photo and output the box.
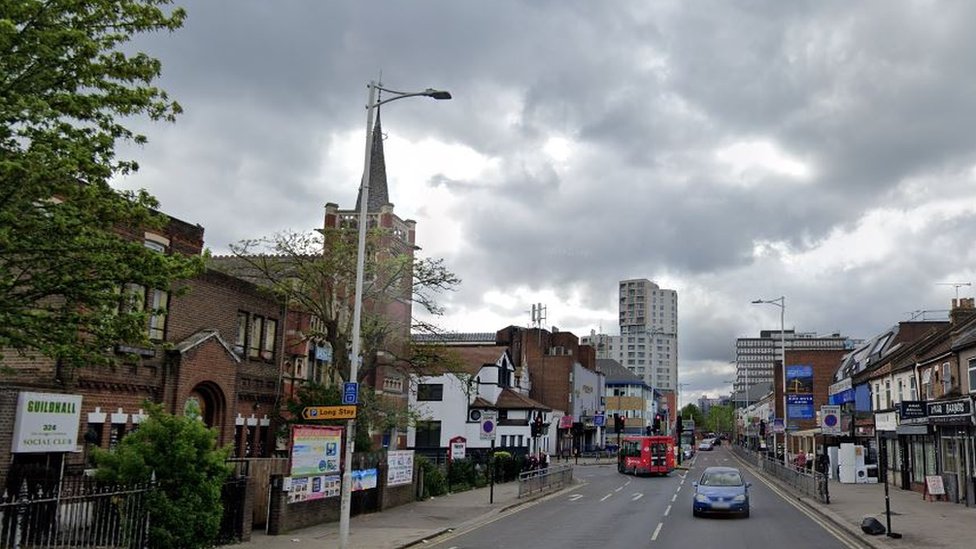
[751,299,763,304]
[424,89,452,100]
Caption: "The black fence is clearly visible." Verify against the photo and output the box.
[0,475,152,549]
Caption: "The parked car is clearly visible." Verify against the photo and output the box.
[692,466,751,518]
[698,440,714,451]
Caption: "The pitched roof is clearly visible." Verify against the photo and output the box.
[494,388,551,411]
[171,329,241,363]
[423,344,509,376]
[596,358,643,384]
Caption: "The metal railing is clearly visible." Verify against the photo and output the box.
[517,464,573,498]
[731,445,829,504]
[0,476,153,549]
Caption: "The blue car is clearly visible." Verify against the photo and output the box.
[692,466,751,518]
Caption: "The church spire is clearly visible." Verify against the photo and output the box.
[355,108,389,213]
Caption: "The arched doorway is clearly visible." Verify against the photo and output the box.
[184,381,226,432]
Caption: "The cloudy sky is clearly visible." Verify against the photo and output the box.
[115,1,976,407]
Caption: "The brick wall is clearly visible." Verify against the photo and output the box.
[778,349,846,431]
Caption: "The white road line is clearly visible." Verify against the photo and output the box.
[568,494,583,502]
[601,494,612,502]
[671,493,677,502]
[615,486,623,492]
[632,493,643,501]
[664,504,671,516]
[625,479,632,486]
[675,486,681,493]
[651,522,663,541]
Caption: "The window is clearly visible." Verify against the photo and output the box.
[414,421,441,447]
[884,379,891,409]
[922,368,932,399]
[417,384,444,401]
[249,316,264,359]
[147,289,168,341]
[942,362,951,395]
[969,358,976,394]
[910,375,917,400]
[235,312,248,354]
[262,318,277,360]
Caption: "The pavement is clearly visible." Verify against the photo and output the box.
[233,450,976,549]
[231,471,580,549]
[727,446,976,549]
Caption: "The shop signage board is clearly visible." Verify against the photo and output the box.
[898,400,927,421]
[12,392,83,453]
[875,411,897,431]
[926,398,973,425]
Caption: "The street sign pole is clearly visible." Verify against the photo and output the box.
[489,438,495,504]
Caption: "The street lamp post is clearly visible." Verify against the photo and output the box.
[339,80,451,549]
[752,296,787,467]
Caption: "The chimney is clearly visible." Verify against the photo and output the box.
[950,297,976,325]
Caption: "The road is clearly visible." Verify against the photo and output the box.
[430,444,864,549]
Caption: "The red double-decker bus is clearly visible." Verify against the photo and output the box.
[617,435,675,476]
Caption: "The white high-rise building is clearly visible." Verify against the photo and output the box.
[583,279,678,391]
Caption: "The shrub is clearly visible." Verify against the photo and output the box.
[417,456,447,499]
[447,458,478,489]
[93,403,231,549]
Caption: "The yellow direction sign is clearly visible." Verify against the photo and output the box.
[302,405,357,421]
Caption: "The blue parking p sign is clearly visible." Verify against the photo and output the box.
[342,382,358,405]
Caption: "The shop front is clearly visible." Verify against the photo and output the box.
[927,397,975,505]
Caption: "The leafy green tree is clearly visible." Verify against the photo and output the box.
[680,403,705,430]
[94,403,231,549]
[705,405,734,434]
[0,1,199,375]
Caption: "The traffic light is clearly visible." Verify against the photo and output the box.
[613,413,624,433]
[645,425,652,436]
[531,413,544,437]
[675,415,683,436]
[653,413,662,434]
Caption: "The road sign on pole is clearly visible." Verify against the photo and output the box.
[821,405,841,435]
[480,411,497,440]
[342,382,359,405]
[302,405,357,421]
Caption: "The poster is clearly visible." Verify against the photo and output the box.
[287,474,341,504]
[786,365,814,420]
[387,450,414,486]
[352,468,377,491]
[290,425,343,477]
[787,394,815,420]
[785,365,814,393]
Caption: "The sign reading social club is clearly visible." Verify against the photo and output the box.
[12,392,83,453]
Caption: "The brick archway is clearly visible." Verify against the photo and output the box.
[185,381,226,429]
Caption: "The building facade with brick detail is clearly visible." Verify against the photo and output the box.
[0,213,286,487]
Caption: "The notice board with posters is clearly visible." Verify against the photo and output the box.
[290,425,343,477]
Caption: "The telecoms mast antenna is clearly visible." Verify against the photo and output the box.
[936,282,972,300]
[531,303,547,330]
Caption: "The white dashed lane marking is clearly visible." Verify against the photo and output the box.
[651,522,663,541]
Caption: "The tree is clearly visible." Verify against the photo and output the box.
[679,403,705,429]
[705,405,734,434]
[0,0,200,375]
[281,380,435,452]
[217,228,463,386]
[93,403,231,549]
